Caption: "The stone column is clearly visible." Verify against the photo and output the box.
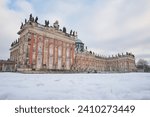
[29,33,34,65]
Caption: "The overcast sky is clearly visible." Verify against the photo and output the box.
[0,0,150,63]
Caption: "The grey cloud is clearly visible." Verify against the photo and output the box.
[0,0,150,62]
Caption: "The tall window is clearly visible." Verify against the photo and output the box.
[66,59,70,69]
[49,45,53,69]
[66,48,70,58]
[38,43,42,53]
[66,48,70,69]
[58,46,62,57]
[37,40,42,69]
[49,45,53,56]
[58,46,62,69]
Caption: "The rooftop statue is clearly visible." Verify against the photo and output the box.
[53,20,59,29]
[119,53,121,57]
[35,16,38,23]
[63,27,66,33]
[29,14,34,22]
[76,32,78,36]
[11,42,14,47]
[45,20,49,27]
[25,19,27,24]
[70,30,72,35]
[20,22,23,29]
[73,31,75,36]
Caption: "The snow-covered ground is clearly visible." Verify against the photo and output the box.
[0,72,150,100]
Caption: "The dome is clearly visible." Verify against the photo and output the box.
[75,38,83,44]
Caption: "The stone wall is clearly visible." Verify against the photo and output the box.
[0,60,16,72]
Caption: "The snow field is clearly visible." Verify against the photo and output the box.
[0,73,150,100]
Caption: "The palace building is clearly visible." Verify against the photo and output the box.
[10,14,136,72]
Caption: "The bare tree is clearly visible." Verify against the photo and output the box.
[137,59,149,72]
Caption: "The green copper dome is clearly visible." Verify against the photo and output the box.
[75,38,83,44]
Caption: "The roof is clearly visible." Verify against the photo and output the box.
[75,38,84,44]
[0,60,15,64]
